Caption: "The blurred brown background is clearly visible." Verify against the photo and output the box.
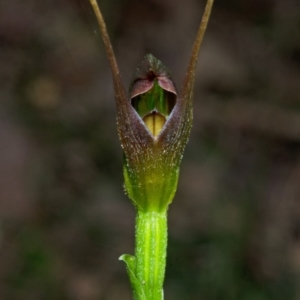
[0,0,300,299]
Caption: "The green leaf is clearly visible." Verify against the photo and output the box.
[119,254,147,300]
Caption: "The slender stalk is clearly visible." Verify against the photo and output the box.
[135,210,167,300]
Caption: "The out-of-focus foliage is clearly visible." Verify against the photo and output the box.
[0,0,299,299]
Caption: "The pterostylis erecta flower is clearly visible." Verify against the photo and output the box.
[89,0,214,299]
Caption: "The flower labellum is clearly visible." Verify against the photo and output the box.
[130,54,177,137]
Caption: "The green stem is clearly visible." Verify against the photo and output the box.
[135,210,167,300]
[120,210,168,300]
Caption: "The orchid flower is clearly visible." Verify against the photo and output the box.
[89,1,214,299]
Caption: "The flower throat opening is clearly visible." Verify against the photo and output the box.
[131,80,176,137]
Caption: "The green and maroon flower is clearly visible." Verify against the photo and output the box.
[88,0,213,212]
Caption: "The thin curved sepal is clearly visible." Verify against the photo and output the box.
[159,0,214,143]
[89,0,153,152]
[181,0,214,103]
